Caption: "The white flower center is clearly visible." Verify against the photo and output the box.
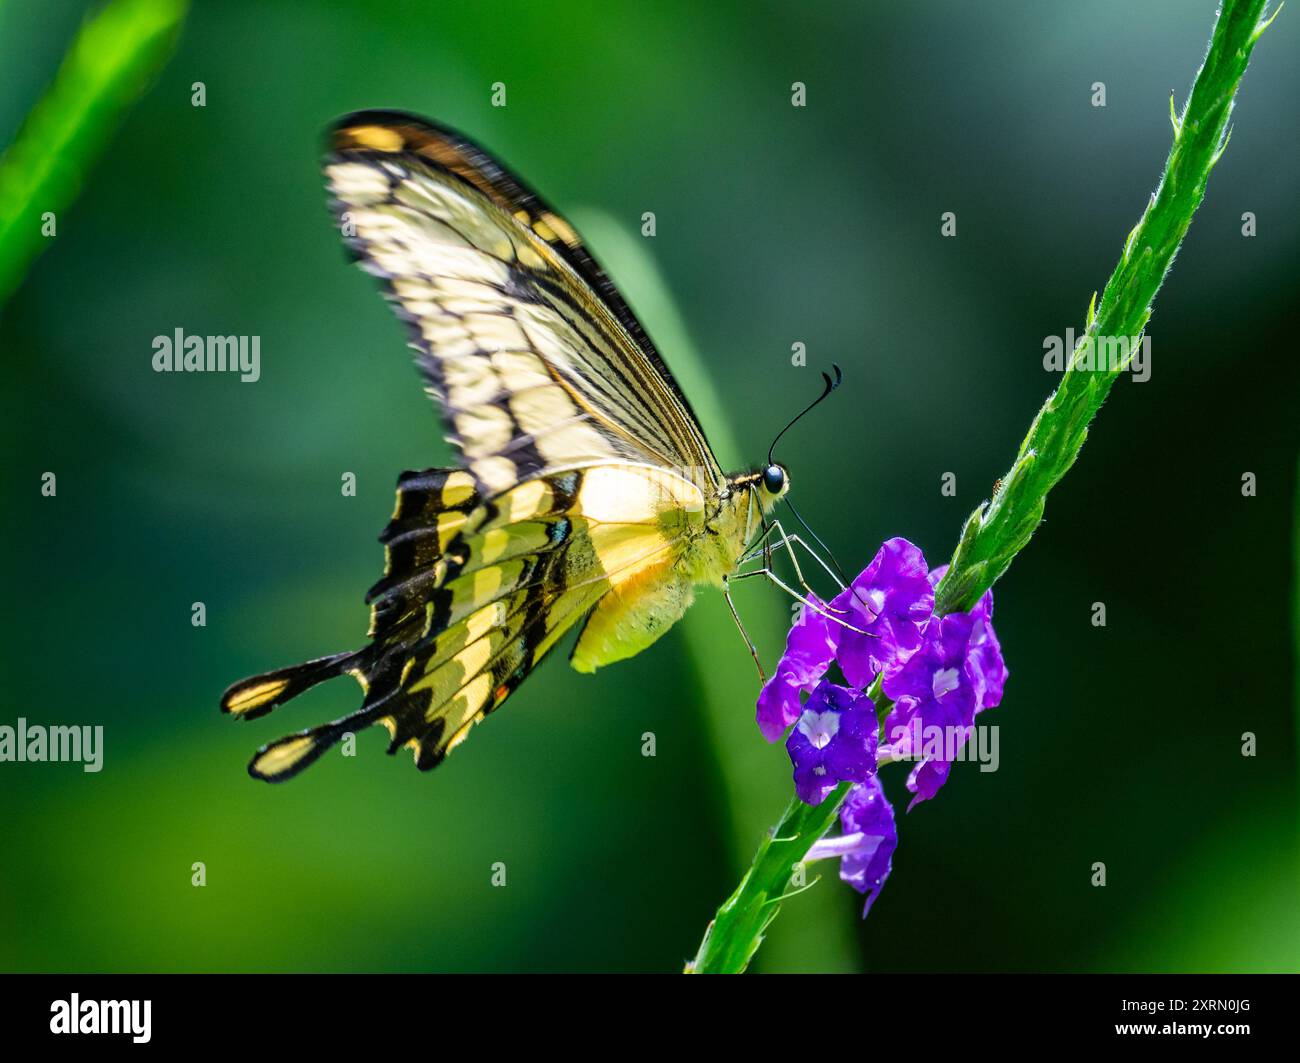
[798,709,840,749]
[864,588,886,620]
[932,667,960,699]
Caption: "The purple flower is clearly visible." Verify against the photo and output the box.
[967,590,1008,710]
[807,776,897,916]
[881,581,1008,808]
[756,595,836,742]
[928,564,1007,711]
[829,537,935,688]
[785,680,878,805]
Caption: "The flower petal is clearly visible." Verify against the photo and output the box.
[838,777,897,916]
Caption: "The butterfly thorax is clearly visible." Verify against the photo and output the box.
[683,470,786,588]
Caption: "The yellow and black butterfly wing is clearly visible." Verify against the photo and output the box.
[221,112,725,780]
[223,463,704,780]
[324,110,721,495]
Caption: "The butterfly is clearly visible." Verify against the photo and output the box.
[221,110,832,782]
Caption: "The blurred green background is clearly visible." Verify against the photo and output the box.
[1,0,1296,973]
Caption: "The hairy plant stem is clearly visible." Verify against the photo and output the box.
[688,0,1277,975]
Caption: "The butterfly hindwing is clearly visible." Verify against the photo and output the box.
[227,464,704,779]
[368,467,481,644]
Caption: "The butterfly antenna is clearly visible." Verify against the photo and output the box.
[767,363,842,467]
[766,363,865,605]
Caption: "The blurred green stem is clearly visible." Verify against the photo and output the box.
[572,211,862,972]
[0,0,187,307]
[688,0,1277,974]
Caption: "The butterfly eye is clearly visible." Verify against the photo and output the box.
[762,464,787,494]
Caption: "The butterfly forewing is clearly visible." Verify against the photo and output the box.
[325,111,720,494]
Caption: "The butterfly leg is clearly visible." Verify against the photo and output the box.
[759,520,848,598]
[729,565,866,635]
[722,574,767,683]
[779,525,873,617]
[739,518,779,566]
[766,527,876,616]
[740,520,848,612]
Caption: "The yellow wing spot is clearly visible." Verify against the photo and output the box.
[456,404,514,457]
[224,677,289,715]
[442,558,525,627]
[499,478,552,522]
[479,527,513,564]
[510,385,577,437]
[443,354,501,407]
[456,636,494,679]
[251,736,316,777]
[587,522,674,590]
[326,162,391,200]
[465,600,507,642]
[472,564,508,603]
[472,456,519,495]
[491,349,551,389]
[465,311,527,352]
[475,522,550,566]
[448,674,494,733]
[436,511,469,550]
[339,124,406,151]
[539,211,580,248]
[533,420,611,467]
[441,471,477,507]
[412,632,503,705]
[345,666,370,695]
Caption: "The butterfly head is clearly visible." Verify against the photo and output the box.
[760,462,789,501]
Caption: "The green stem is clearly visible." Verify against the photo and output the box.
[0,0,188,307]
[688,0,1278,975]
[935,0,1275,616]
[688,783,852,974]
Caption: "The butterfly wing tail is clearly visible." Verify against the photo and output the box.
[222,651,381,783]
[246,716,367,782]
[220,651,363,721]
[222,466,482,780]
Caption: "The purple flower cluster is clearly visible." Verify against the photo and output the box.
[755,538,1007,914]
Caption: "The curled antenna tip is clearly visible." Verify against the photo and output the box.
[767,366,842,466]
